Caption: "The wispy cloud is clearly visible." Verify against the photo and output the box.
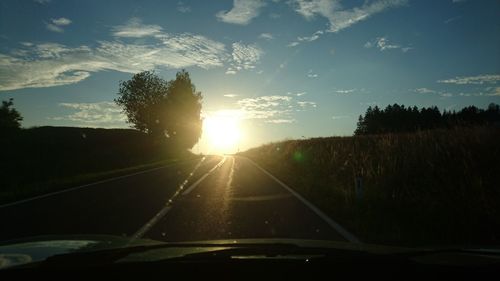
[307,69,318,78]
[0,19,228,91]
[266,119,295,124]
[412,88,452,98]
[237,95,293,120]
[236,94,317,124]
[226,42,263,74]
[365,37,412,52]
[335,89,356,94]
[50,102,127,127]
[216,0,266,25]
[444,16,461,24]
[297,101,317,108]
[437,74,500,85]
[224,94,238,98]
[112,17,163,38]
[290,0,407,33]
[177,1,191,13]
[287,91,307,96]
[414,87,437,94]
[46,17,72,33]
[259,33,274,40]
[288,30,323,47]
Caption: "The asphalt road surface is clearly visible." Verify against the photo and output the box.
[0,156,355,243]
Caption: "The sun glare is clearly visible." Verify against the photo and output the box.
[203,110,243,154]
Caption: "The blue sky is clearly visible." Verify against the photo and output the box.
[0,0,499,152]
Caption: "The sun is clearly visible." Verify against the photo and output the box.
[203,110,243,154]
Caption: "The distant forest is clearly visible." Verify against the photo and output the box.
[355,103,500,135]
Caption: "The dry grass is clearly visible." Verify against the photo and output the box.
[242,127,500,247]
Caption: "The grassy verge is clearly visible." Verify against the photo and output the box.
[241,127,500,247]
[0,158,192,205]
[0,126,201,205]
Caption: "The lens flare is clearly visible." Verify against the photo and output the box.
[203,110,243,154]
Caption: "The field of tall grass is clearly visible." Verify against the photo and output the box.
[242,127,500,247]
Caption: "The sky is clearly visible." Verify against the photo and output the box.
[0,0,499,153]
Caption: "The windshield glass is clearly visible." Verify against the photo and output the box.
[0,0,499,259]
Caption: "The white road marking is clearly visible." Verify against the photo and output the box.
[0,160,194,209]
[226,156,235,190]
[131,206,172,240]
[244,156,362,244]
[131,157,227,240]
[182,157,226,195]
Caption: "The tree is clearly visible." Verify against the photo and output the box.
[0,98,23,131]
[164,70,203,149]
[115,70,202,150]
[354,103,500,135]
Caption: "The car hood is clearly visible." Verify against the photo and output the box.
[1,235,498,269]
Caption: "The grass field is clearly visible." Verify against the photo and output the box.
[241,127,500,247]
[0,126,197,204]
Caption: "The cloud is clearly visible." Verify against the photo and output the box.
[335,89,356,94]
[224,94,238,98]
[34,0,51,4]
[0,24,227,91]
[490,87,500,96]
[227,42,263,74]
[365,37,411,52]
[51,102,127,127]
[216,0,266,25]
[287,91,307,96]
[412,88,453,98]
[259,33,274,40]
[297,101,317,108]
[437,74,500,85]
[52,18,72,26]
[46,24,63,33]
[290,0,407,33]
[265,119,295,123]
[237,95,293,120]
[444,16,461,24]
[236,94,317,124]
[307,69,318,78]
[414,87,437,94]
[112,17,163,38]
[297,30,323,42]
[46,17,72,33]
[177,2,191,13]
[288,30,324,47]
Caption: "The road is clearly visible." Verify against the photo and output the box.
[0,156,356,243]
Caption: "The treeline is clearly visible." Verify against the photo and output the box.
[355,103,500,135]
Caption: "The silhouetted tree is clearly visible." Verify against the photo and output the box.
[115,70,202,150]
[0,98,23,132]
[355,103,500,135]
[164,70,203,149]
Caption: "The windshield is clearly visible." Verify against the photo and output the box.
[0,0,499,261]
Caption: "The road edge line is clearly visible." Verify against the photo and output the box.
[243,156,362,244]
[182,157,226,195]
[131,157,227,240]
